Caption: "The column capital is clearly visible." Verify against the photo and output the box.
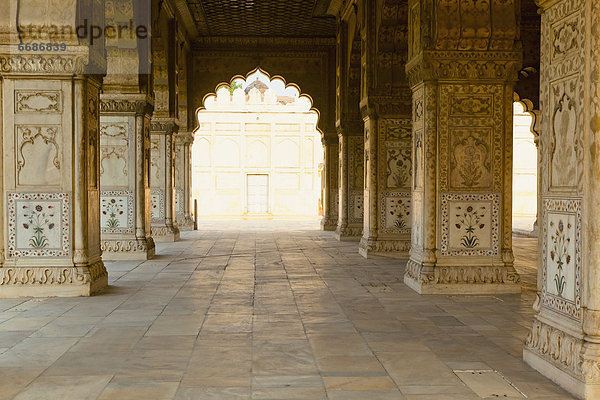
[336,119,363,138]
[151,118,180,134]
[359,93,412,120]
[100,94,154,116]
[175,131,195,145]
[406,50,522,88]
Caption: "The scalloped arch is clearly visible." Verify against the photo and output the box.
[194,67,324,140]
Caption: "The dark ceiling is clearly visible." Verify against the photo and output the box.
[186,0,337,37]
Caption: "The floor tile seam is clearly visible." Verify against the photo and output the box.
[303,231,438,395]
[272,235,328,398]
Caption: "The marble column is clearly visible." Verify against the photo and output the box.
[358,107,413,258]
[403,0,521,294]
[175,132,194,231]
[523,0,600,398]
[356,0,413,259]
[335,125,364,241]
[150,120,180,242]
[0,1,108,296]
[321,137,339,231]
[99,95,155,259]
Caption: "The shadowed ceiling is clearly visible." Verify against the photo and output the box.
[186,0,337,37]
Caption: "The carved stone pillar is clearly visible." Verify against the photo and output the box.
[404,0,521,293]
[150,120,180,242]
[98,0,154,260]
[0,1,108,296]
[356,0,413,258]
[358,107,412,258]
[321,137,339,231]
[523,0,600,397]
[335,126,364,241]
[99,96,155,259]
[175,132,194,231]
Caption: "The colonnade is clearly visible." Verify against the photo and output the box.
[1,0,600,397]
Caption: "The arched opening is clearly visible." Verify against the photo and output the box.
[191,68,324,218]
[512,100,538,235]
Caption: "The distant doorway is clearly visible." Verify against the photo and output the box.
[247,174,269,214]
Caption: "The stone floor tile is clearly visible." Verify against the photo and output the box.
[174,387,251,400]
[98,381,179,400]
[13,374,112,400]
[0,222,576,400]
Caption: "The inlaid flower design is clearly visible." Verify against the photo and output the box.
[454,205,487,248]
[102,198,124,228]
[22,204,56,249]
[389,199,411,228]
[550,219,572,297]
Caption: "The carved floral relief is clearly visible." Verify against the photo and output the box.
[450,130,492,189]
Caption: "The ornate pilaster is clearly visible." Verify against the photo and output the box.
[357,0,413,258]
[523,0,600,398]
[175,131,194,231]
[321,136,339,231]
[404,0,522,293]
[99,96,156,260]
[150,119,180,242]
[334,12,364,241]
[0,1,108,296]
[335,126,364,241]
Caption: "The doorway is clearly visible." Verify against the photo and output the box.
[247,174,269,214]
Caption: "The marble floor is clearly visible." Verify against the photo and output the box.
[0,220,572,400]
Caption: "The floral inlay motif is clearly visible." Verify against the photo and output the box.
[441,193,499,257]
[549,219,571,297]
[103,199,124,228]
[22,204,56,249]
[390,199,411,228]
[100,191,134,234]
[7,192,71,258]
[454,205,487,249]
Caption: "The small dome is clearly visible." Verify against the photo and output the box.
[244,78,270,94]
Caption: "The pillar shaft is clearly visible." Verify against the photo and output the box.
[335,127,364,240]
[321,138,339,231]
[175,132,194,231]
[99,96,155,259]
[0,1,108,296]
[150,120,180,241]
[523,0,600,397]
[403,0,521,294]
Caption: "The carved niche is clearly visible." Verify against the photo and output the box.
[100,122,129,184]
[16,125,61,187]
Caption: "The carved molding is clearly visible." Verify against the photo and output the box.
[525,319,584,379]
[359,237,411,253]
[405,258,521,286]
[0,260,107,286]
[0,53,88,74]
[100,98,153,115]
[101,239,156,253]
